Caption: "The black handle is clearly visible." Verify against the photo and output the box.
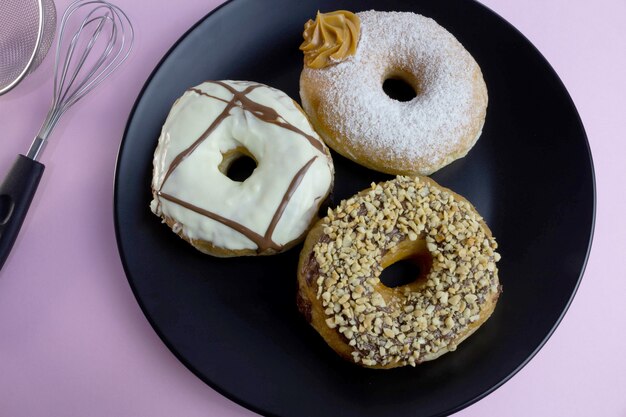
[0,155,45,271]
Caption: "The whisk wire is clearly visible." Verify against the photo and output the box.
[56,14,108,108]
[77,11,132,102]
[66,15,117,106]
[57,6,114,106]
[34,0,133,148]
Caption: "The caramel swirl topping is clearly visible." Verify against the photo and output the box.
[300,10,360,69]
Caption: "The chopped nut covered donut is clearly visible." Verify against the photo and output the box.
[296,176,501,369]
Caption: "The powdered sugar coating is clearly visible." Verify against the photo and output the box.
[300,11,488,175]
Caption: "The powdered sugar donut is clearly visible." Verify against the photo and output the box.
[299,10,488,175]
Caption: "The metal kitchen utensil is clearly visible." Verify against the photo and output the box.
[0,0,57,95]
[0,0,134,270]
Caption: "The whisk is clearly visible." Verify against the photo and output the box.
[0,0,134,270]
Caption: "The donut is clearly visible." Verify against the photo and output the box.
[299,10,488,176]
[150,80,334,257]
[296,176,501,368]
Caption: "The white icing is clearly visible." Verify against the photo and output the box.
[151,80,333,251]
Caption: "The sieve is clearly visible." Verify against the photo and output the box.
[0,0,57,95]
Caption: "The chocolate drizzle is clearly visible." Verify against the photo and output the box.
[157,81,326,253]
[210,81,325,153]
[161,83,260,187]
[158,191,281,251]
[263,156,317,242]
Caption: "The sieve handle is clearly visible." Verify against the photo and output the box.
[0,155,45,272]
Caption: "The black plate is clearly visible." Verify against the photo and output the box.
[114,1,595,416]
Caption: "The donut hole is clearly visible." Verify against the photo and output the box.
[382,71,419,102]
[379,238,433,290]
[219,147,257,182]
[380,259,422,288]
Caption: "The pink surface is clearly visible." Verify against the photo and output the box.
[0,0,624,415]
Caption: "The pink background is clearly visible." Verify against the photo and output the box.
[0,0,624,415]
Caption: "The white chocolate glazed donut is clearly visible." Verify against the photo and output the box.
[151,80,334,257]
[299,11,488,176]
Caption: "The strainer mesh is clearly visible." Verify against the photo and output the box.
[0,0,56,91]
